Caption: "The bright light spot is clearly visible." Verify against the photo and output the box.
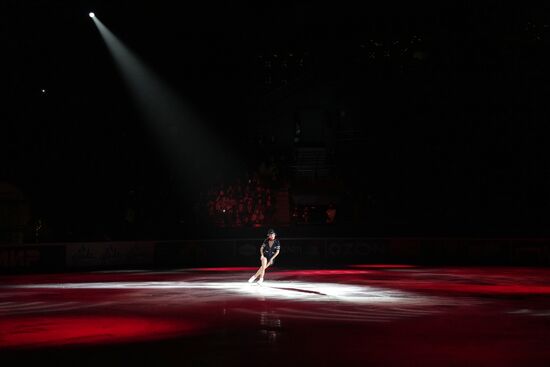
[9,280,441,305]
[89,12,95,18]
[41,89,46,93]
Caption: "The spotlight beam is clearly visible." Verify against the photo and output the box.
[90,16,240,193]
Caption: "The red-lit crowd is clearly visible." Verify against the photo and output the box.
[204,172,275,227]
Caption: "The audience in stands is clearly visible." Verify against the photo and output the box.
[203,169,276,228]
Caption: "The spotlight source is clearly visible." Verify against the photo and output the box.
[89,12,95,18]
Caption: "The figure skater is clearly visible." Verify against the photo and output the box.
[249,228,280,284]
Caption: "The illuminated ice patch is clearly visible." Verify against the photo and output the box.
[8,280,460,306]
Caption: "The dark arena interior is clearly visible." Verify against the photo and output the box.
[3,2,550,366]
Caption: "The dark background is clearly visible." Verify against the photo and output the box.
[2,1,550,241]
